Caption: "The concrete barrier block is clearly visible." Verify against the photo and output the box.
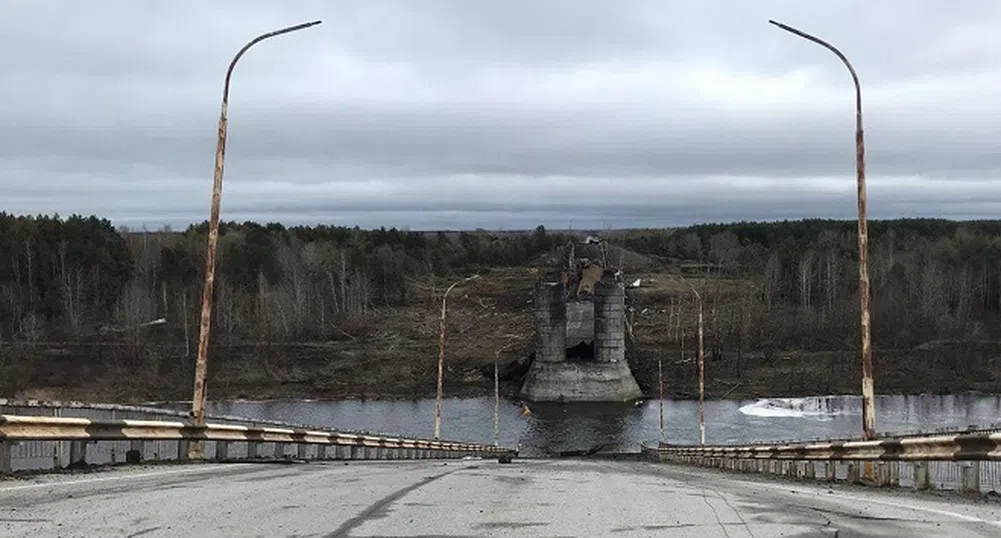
[0,441,10,474]
[962,462,980,494]
[214,442,229,461]
[847,463,860,484]
[914,462,930,490]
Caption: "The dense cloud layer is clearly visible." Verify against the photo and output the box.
[2,1,1000,230]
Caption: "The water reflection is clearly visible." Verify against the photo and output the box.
[197,393,1001,458]
[518,402,640,455]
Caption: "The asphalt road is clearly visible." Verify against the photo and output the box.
[2,458,1001,537]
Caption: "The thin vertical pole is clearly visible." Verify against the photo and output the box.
[189,20,321,460]
[494,355,500,447]
[697,295,705,445]
[658,354,665,444]
[768,18,874,442]
[434,274,479,439]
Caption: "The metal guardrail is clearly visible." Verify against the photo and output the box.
[652,433,1001,461]
[0,400,516,474]
[0,398,378,434]
[751,423,1001,448]
[643,432,1001,494]
[1,414,508,452]
[0,415,509,453]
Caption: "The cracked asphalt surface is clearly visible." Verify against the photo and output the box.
[2,459,1001,537]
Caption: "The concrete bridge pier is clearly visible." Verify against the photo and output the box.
[520,276,642,402]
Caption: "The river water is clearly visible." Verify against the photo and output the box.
[195,394,1001,457]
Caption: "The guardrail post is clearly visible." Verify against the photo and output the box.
[297,443,309,460]
[961,462,980,494]
[876,462,889,486]
[69,440,87,467]
[178,440,190,462]
[0,441,10,474]
[914,462,930,490]
[215,441,229,461]
[247,442,259,459]
[805,461,816,479]
[129,440,145,464]
[847,463,860,484]
[889,462,899,487]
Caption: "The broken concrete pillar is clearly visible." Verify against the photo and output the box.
[535,281,567,363]
[593,276,625,364]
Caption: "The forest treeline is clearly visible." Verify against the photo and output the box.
[0,213,568,344]
[2,212,1001,350]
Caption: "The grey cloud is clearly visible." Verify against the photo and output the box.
[2,1,1001,230]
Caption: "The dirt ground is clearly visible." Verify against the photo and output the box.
[5,265,1001,403]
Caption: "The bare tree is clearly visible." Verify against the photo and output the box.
[798,252,813,312]
[58,242,83,338]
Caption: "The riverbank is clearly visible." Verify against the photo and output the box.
[5,340,1000,404]
[4,266,1001,404]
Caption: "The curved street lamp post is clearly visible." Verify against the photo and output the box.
[189,20,322,459]
[434,274,480,439]
[768,20,875,442]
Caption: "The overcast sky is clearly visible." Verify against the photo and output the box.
[2,1,1000,231]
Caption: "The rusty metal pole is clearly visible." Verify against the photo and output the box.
[768,20,874,442]
[494,351,500,447]
[434,274,479,439]
[658,353,665,444]
[696,291,705,445]
[189,20,321,460]
[669,274,706,445]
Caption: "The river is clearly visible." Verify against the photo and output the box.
[194,393,1001,458]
